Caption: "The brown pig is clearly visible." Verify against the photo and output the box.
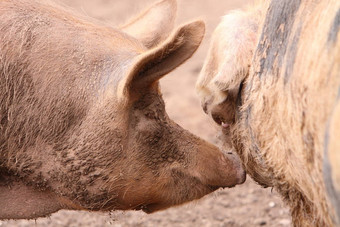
[0,0,245,220]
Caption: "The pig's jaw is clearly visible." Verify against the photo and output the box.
[108,166,224,214]
[125,170,240,214]
[134,183,227,214]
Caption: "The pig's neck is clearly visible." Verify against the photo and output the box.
[0,171,77,220]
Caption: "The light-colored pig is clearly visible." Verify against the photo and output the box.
[197,0,340,226]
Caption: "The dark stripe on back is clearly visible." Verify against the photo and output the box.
[328,8,340,44]
[255,0,301,81]
[323,87,340,222]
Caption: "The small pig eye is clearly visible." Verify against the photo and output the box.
[145,111,156,119]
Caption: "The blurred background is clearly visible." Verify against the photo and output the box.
[1,0,291,226]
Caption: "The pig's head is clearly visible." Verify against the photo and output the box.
[195,9,260,130]
[194,5,270,187]
[0,0,245,220]
[87,0,246,213]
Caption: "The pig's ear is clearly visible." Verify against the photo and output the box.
[118,20,205,99]
[120,0,177,48]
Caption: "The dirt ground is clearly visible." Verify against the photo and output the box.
[1,0,292,226]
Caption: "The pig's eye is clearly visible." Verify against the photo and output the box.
[145,111,157,119]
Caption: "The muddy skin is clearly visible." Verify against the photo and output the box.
[0,0,245,220]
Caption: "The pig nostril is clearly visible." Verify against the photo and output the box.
[227,152,233,155]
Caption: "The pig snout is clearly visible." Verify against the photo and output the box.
[220,152,246,185]
[194,142,246,189]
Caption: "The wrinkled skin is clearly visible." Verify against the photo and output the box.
[0,0,246,220]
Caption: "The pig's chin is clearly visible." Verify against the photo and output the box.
[131,201,178,214]
[133,184,224,214]
[134,203,164,214]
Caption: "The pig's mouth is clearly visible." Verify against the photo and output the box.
[211,113,232,129]
[207,185,220,191]
[208,184,237,190]
[134,203,166,214]
[132,183,228,213]
[211,80,245,131]
[134,204,152,213]
[129,166,244,214]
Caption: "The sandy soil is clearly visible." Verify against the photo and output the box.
[1,0,292,226]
